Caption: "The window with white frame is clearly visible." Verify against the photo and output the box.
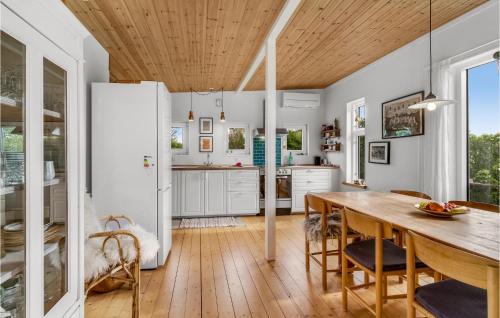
[225,123,250,155]
[171,123,189,154]
[346,98,366,182]
[284,124,308,155]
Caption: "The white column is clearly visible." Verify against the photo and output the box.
[265,37,277,260]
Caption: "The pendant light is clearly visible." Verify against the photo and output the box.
[409,0,455,111]
[188,88,194,122]
[219,87,226,122]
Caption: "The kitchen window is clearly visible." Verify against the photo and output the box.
[171,123,189,154]
[285,124,308,155]
[346,98,366,182]
[225,123,250,155]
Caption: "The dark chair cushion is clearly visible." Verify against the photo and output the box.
[415,279,486,318]
[344,239,426,272]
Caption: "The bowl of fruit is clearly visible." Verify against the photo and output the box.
[414,201,469,218]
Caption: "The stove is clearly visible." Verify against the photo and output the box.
[259,167,292,215]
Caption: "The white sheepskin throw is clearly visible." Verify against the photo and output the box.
[84,193,159,282]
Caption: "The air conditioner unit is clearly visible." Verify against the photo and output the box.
[282,92,320,109]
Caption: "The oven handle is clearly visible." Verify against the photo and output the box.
[276,176,289,179]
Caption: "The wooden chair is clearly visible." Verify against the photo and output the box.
[304,194,360,290]
[390,190,432,200]
[406,230,499,318]
[449,200,499,213]
[85,215,141,318]
[341,208,429,318]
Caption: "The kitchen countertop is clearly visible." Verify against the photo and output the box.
[172,165,259,170]
[285,165,339,170]
[172,164,339,170]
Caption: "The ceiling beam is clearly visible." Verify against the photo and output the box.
[236,0,302,92]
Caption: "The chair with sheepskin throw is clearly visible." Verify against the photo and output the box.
[84,194,159,318]
[304,193,361,290]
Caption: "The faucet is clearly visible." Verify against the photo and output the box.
[204,153,213,166]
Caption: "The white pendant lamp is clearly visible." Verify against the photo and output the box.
[409,0,455,111]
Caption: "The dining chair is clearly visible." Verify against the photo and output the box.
[341,207,429,318]
[406,230,499,318]
[390,189,432,200]
[449,200,499,213]
[304,194,360,290]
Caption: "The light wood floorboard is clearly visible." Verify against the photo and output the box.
[85,215,430,317]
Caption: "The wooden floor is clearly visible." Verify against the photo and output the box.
[85,215,429,318]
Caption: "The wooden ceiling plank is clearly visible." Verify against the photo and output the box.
[289,0,476,87]
[67,0,144,80]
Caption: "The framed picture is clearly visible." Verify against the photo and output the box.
[199,117,213,134]
[199,136,213,152]
[369,141,390,164]
[382,91,424,139]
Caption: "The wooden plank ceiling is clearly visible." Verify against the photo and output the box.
[64,0,285,92]
[64,0,486,92]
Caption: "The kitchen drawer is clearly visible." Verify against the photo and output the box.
[293,169,331,180]
[227,170,259,180]
[228,179,259,192]
[227,192,259,215]
[293,180,331,191]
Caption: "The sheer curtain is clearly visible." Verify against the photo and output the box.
[418,59,458,202]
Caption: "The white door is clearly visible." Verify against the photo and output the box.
[205,171,226,216]
[227,192,259,215]
[172,171,181,217]
[157,186,172,265]
[182,171,204,216]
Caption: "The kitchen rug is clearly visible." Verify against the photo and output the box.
[178,217,244,229]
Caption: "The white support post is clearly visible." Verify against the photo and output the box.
[265,37,277,261]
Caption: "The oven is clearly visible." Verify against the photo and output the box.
[259,167,292,215]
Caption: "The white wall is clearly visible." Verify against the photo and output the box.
[171,89,325,165]
[324,1,499,192]
[84,36,109,193]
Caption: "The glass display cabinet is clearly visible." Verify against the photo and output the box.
[1,1,85,317]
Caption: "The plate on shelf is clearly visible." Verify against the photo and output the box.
[3,222,22,232]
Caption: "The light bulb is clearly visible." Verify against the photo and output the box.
[188,110,194,122]
[427,103,436,111]
[220,111,226,122]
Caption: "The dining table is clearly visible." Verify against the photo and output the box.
[310,191,500,263]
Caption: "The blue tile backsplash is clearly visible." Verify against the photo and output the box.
[253,137,281,166]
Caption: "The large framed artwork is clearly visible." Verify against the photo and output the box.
[368,141,390,164]
[199,136,213,152]
[382,91,424,139]
[199,117,213,134]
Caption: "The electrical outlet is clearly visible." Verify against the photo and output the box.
[215,98,222,107]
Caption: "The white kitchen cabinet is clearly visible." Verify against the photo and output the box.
[226,170,259,215]
[227,191,259,215]
[205,171,226,216]
[291,168,337,213]
[172,171,181,217]
[182,171,205,216]
[173,169,259,217]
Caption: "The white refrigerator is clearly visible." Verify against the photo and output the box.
[92,81,172,268]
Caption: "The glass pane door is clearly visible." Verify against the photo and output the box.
[42,58,68,314]
[467,60,500,205]
[0,31,27,318]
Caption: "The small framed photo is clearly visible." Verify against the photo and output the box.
[199,136,213,152]
[199,117,213,134]
[368,141,390,164]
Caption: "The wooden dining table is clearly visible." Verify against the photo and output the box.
[310,191,500,263]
